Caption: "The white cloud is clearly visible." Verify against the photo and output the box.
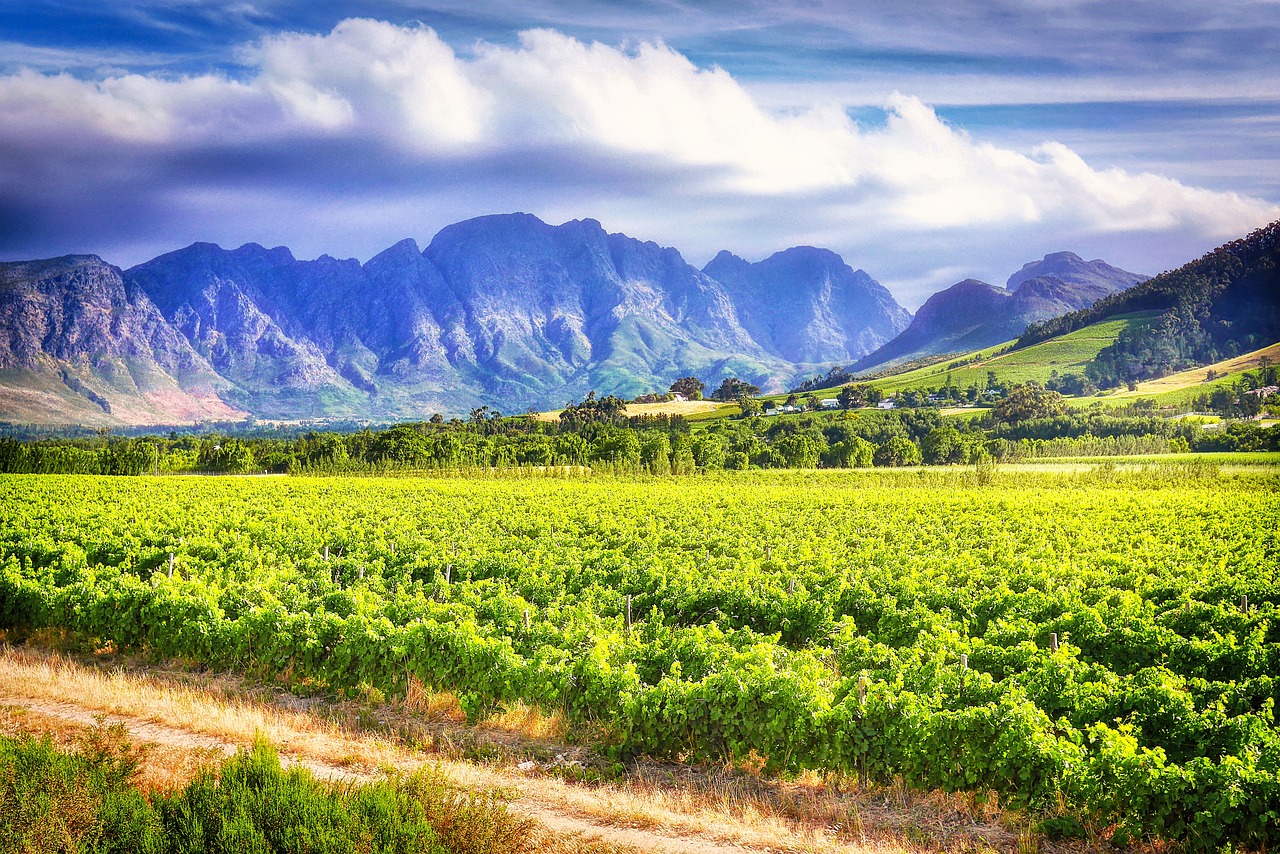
[253,18,488,146]
[0,18,1276,307]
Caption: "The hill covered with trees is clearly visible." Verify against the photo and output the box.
[1017,220,1279,388]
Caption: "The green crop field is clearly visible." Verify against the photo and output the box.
[2,466,1278,846]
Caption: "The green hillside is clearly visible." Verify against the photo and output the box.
[780,312,1156,400]
[1016,219,1279,386]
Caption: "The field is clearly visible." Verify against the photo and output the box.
[786,313,1158,401]
[2,465,1278,848]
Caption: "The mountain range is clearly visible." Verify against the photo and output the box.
[0,213,1142,426]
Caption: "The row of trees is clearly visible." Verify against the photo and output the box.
[4,380,1277,477]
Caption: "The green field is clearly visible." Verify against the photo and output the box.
[2,466,1278,847]
[783,312,1158,401]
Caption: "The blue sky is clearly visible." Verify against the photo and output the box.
[1,0,1277,307]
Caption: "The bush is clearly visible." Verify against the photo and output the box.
[0,731,535,854]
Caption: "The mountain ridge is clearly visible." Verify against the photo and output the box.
[0,213,912,425]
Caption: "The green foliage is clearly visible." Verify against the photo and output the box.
[710,377,761,401]
[0,731,532,854]
[1021,219,1280,386]
[2,468,1278,849]
[0,729,161,853]
[872,436,921,466]
[668,376,705,400]
[989,383,1068,425]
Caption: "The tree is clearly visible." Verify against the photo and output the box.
[873,436,922,467]
[639,433,672,474]
[711,377,761,401]
[836,383,882,408]
[826,436,874,468]
[559,392,627,428]
[670,377,705,400]
[739,396,763,417]
[990,382,1068,425]
[775,433,822,468]
[921,425,966,464]
[691,434,726,469]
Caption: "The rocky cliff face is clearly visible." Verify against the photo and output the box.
[0,255,243,425]
[1006,251,1146,294]
[703,246,911,363]
[854,253,1147,371]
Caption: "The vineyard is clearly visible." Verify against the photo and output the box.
[1,466,1277,849]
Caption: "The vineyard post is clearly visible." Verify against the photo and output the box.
[445,563,452,584]
[167,553,174,578]
[626,594,633,633]
[1050,632,1059,652]
[524,608,530,630]
[788,578,795,595]
[1240,594,1248,613]
[324,546,329,561]
[857,674,868,783]
[959,653,968,691]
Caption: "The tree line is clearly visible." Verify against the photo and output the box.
[3,381,1276,476]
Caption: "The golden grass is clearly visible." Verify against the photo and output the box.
[0,704,222,793]
[0,641,1058,854]
[483,699,568,741]
[0,643,406,773]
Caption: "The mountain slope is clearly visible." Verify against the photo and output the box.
[112,214,913,420]
[702,246,910,363]
[853,252,1146,372]
[1019,219,1280,387]
[0,255,244,426]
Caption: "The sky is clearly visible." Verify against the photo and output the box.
[1,1,1278,308]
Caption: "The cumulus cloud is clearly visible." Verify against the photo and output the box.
[0,18,1275,306]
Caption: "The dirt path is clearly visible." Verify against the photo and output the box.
[0,691,768,854]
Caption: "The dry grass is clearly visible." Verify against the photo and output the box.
[0,704,222,793]
[0,639,1095,854]
[0,640,407,773]
[484,699,568,741]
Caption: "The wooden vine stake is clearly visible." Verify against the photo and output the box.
[323,546,329,561]
[1240,594,1248,613]
[1050,632,1059,652]
[445,563,452,584]
[167,553,174,578]
[524,608,530,630]
[788,578,795,595]
[626,594,633,633]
